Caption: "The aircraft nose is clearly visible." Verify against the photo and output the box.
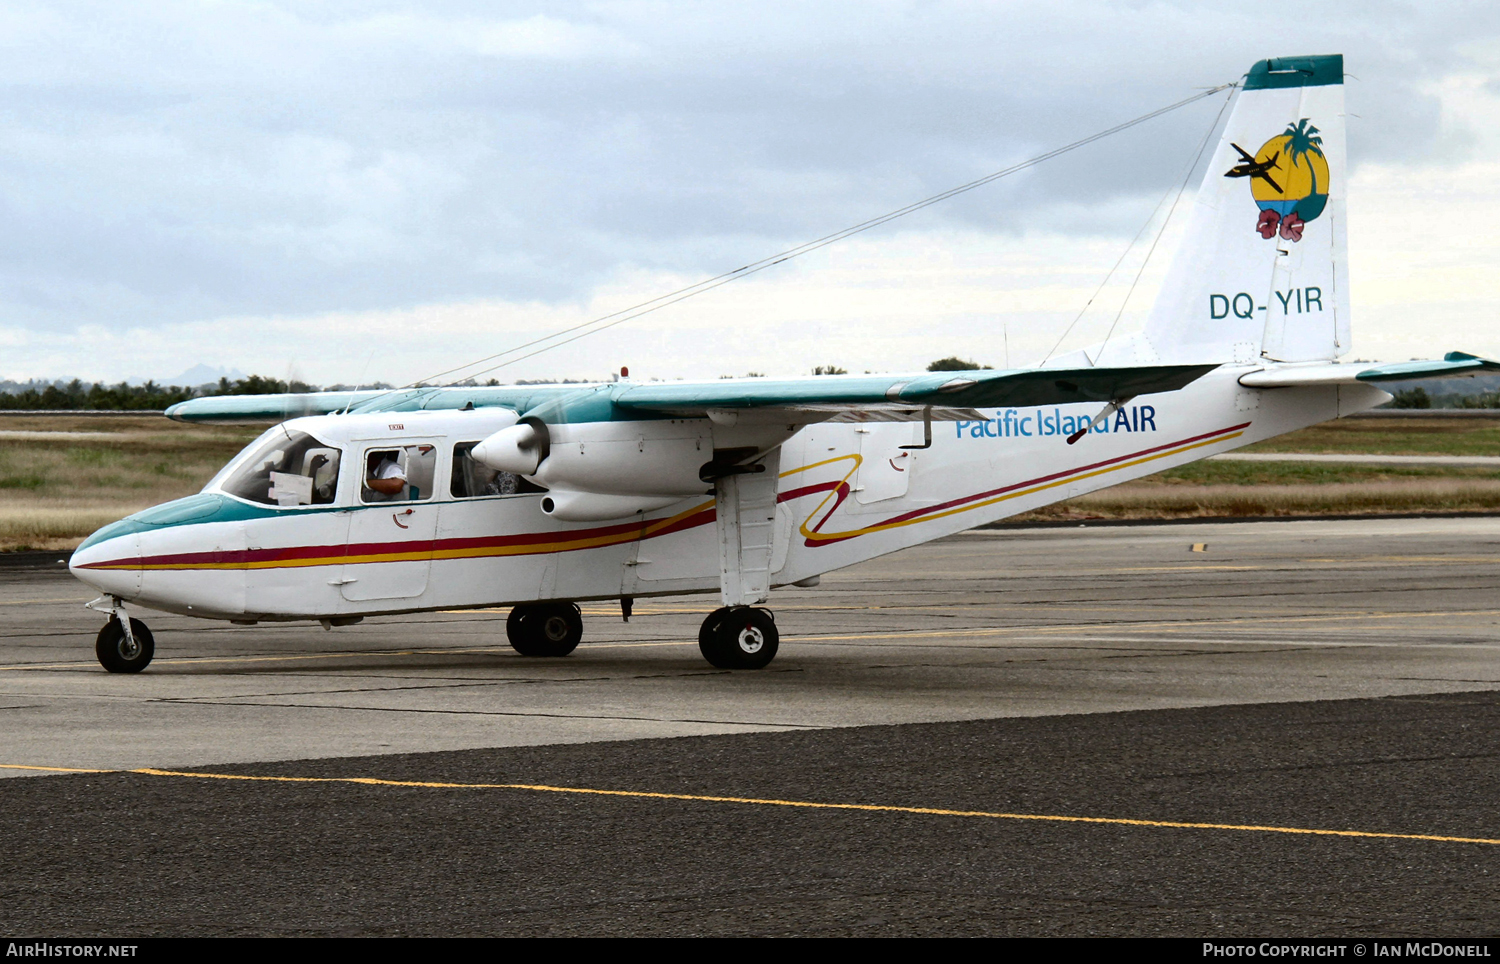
[69,532,143,599]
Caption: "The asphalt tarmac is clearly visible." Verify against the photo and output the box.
[4,517,1500,936]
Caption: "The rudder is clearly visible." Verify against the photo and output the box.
[1142,55,1349,365]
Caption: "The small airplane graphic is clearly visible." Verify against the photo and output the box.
[1223,143,1282,193]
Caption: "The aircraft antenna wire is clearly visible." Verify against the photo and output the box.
[1040,84,1235,367]
[402,80,1238,390]
[1036,185,1179,367]
[1095,84,1237,362]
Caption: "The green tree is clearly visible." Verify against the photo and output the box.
[926,356,991,372]
[219,374,319,395]
[1390,387,1431,409]
[0,379,196,411]
[812,365,847,375]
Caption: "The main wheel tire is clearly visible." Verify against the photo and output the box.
[95,617,155,673]
[699,606,778,669]
[698,606,732,648]
[506,602,583,657]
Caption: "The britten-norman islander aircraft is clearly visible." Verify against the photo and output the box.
[69,54,1500,673]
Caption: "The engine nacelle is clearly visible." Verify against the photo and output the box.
[540,489,684,522]
[471,418,547,476]
[529,419,714,497]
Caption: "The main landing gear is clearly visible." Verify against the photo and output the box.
[698,606,779,669]
[504,600,782,668]
[96,615,155,673]
[506,602,583,657]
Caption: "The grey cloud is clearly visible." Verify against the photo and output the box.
[0,0,1494,334]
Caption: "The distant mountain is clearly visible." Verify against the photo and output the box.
[125,364,246,388]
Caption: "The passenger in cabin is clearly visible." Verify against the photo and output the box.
[483,470,520,496]
[451,442,524,498]
[364,451,407,501]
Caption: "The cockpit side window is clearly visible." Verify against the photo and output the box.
[362,445,438,503]
[450,442,545,498]
[220,429,341,507]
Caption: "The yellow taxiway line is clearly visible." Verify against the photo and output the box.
[3,762,1496,848]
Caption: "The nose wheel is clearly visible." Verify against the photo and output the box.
[96,616,155,673]
[506,602,583,657]
[698,607,779,669]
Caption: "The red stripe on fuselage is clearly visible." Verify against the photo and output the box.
[78,422,1250,570]
[801,421,1252,546]
[83,506,720,570]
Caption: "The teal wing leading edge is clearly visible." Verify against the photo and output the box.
[165,365,1219,424]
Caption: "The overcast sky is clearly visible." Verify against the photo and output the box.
[3,1,1499,385]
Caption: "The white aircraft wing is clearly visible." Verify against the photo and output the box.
[608,364,1218,422]
[165,364,1218,424]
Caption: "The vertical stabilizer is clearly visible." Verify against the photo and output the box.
[1143,55,1349,364]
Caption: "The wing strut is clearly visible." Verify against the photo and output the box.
[1067,396,1135,445]
[900,406,934,450]
[714,448,781,607]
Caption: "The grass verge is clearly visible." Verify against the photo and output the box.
[1240,416,1500,456]
[6,413,1500,551]
[0,414,267,552]
[1012,479,1500,523]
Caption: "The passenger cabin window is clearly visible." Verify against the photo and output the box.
[451,442,545,498]
[362,445,437,503]
[221,429,341,507]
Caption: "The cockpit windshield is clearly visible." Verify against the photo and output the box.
[218,427,341,507]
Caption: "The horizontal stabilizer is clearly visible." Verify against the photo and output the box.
[1238,352,1500,387]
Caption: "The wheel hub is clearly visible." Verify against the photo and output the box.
[736,625,765,654]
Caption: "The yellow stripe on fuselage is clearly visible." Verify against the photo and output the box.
[90,430,1241,572]
[793,431,1243,543]
[93,499,716,572]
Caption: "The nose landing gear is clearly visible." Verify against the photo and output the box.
[95,616,155,673]
[698,606,779,669]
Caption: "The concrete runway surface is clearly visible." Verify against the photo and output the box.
[3,517,1500,936]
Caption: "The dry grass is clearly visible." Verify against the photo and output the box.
[1012,479,1500,523]
[6,413,1500,551]
[0,415,268,551]
[1147,459,1500,487]
[1008,421,1500,522]
[0,506,156,552]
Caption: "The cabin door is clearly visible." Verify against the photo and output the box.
[341,440,441,602]
[853,422,920,506]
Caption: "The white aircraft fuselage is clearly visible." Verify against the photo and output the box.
[68,369,1389,623]
[66,53,1490,672]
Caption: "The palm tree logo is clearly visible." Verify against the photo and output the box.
[1225,117,1331,242]
[1283,119,1324,194]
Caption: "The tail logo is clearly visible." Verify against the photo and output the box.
[1224,118,1329,242]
